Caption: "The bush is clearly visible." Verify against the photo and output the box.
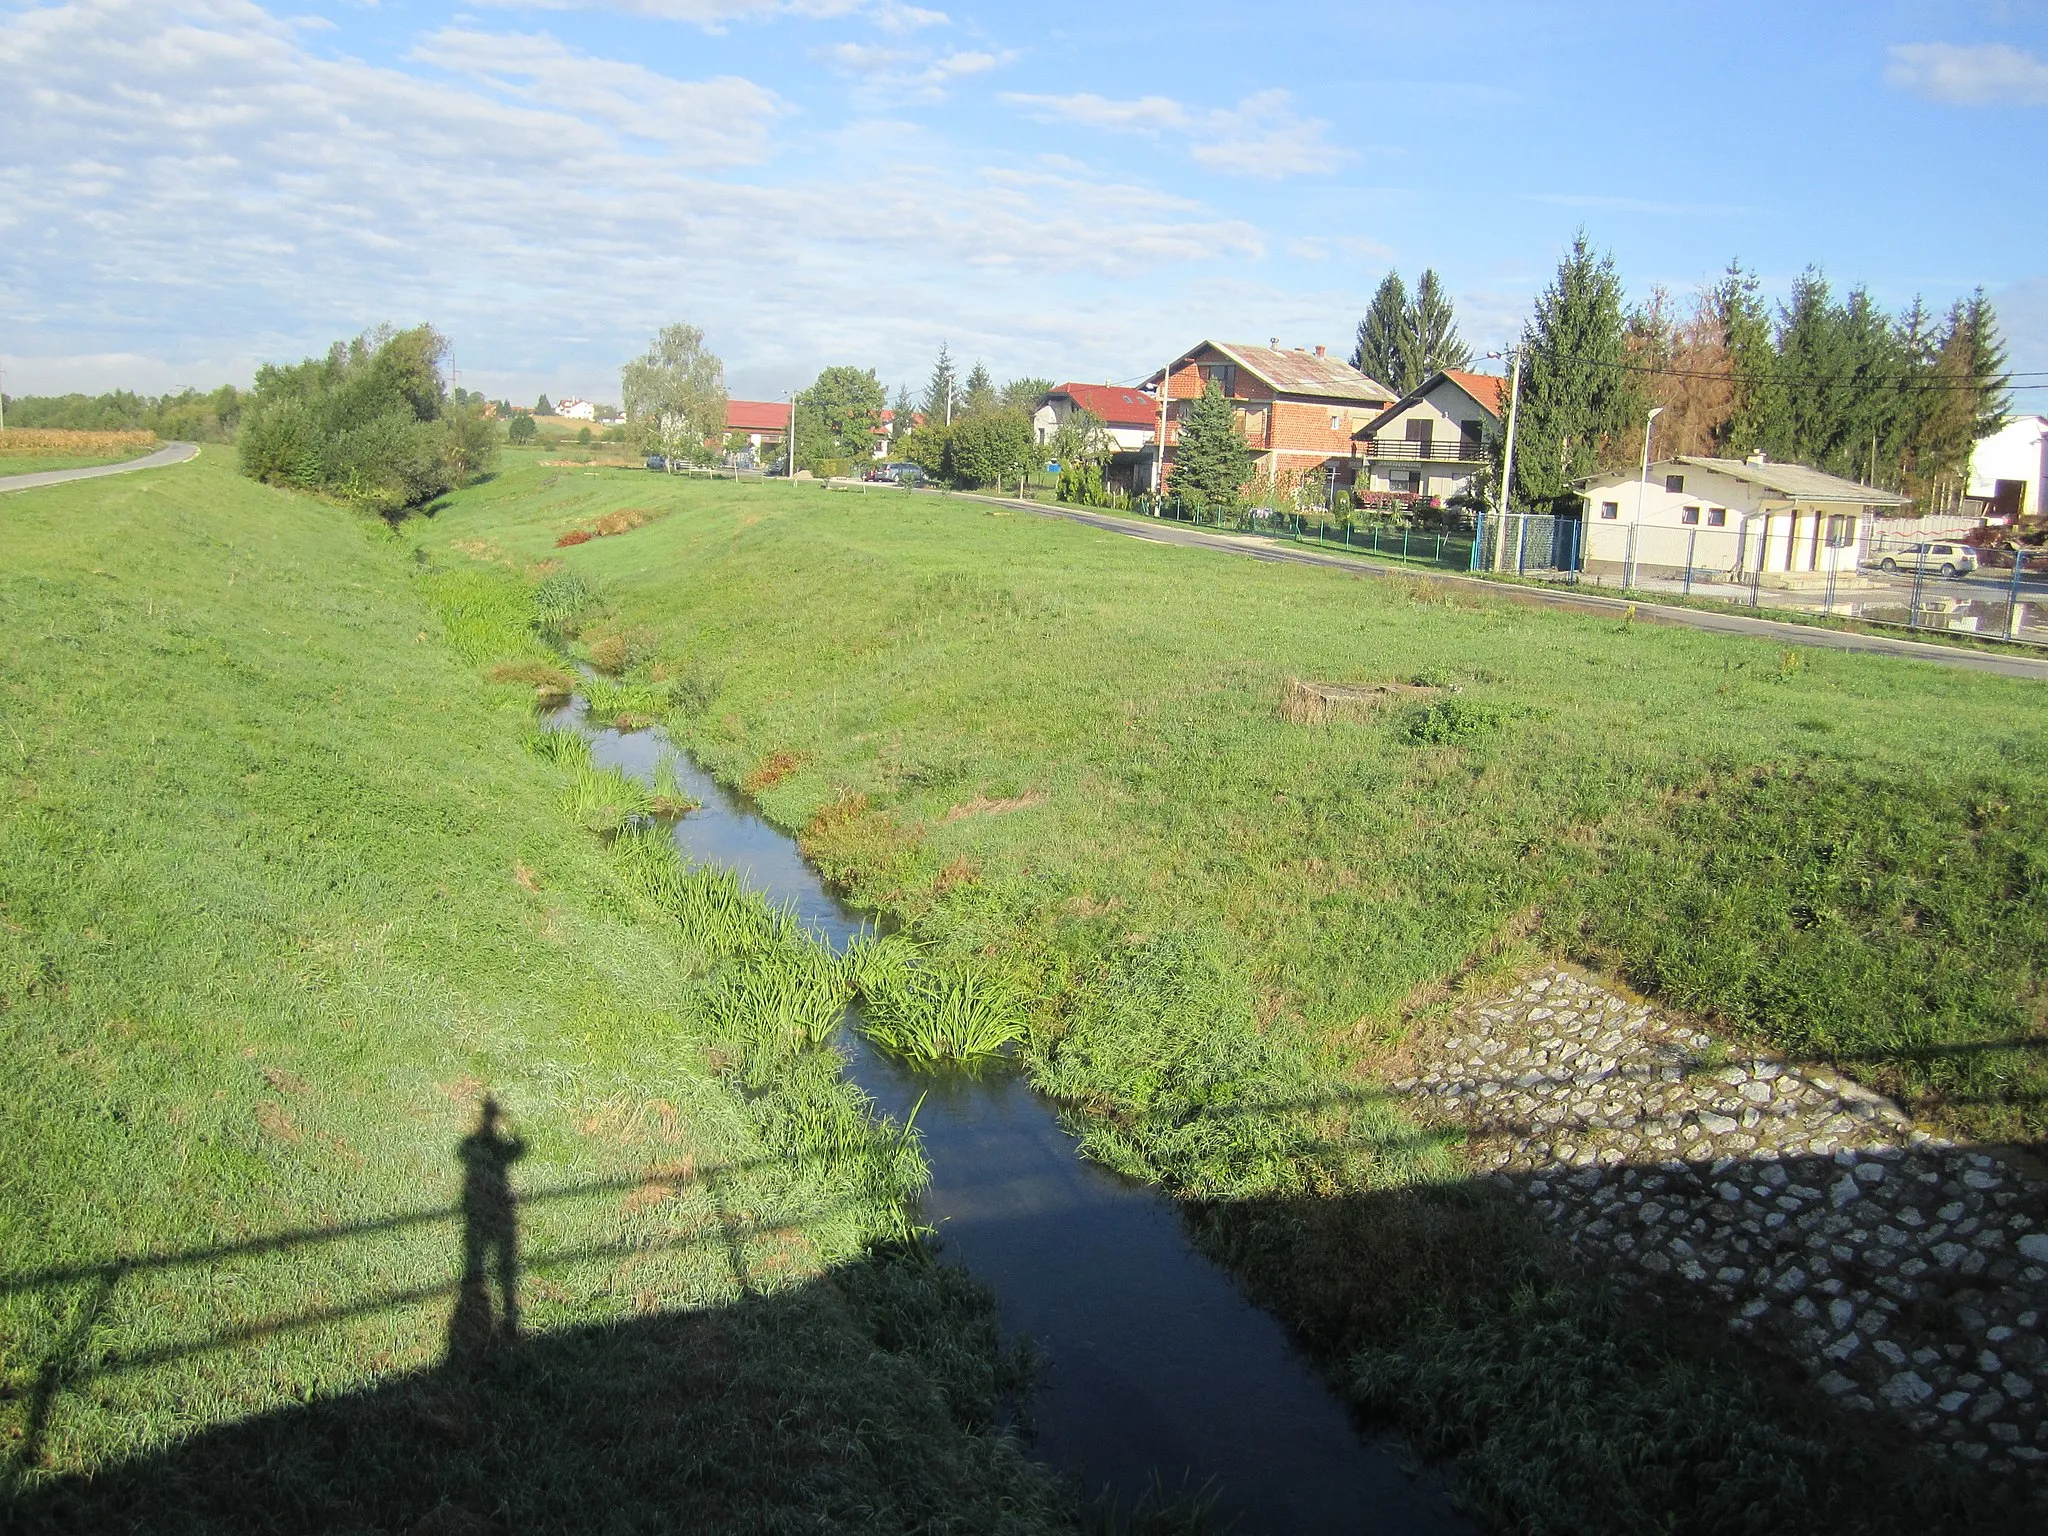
[237,325,497,514]
[944,410,1034,488]
[508,415,537,444]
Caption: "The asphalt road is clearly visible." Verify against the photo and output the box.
[0,440,200,495]
[948,491,2048,684]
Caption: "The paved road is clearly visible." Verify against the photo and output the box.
[949,491,2048,684]
[0,441,200,495]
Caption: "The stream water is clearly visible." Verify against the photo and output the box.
[570,702,1465,1535]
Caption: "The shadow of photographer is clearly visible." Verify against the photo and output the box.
[446,1096,526,1367]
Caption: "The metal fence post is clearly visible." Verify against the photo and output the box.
[1402,527,1412,561]
[1516,514,1529,575]
[1683,529,1697,597]
[1624,524,1637,589]
[1824,559,1837,616]
[2008,550,2027,641]
[1909,556,1926,630]
[1469,515,1483,572]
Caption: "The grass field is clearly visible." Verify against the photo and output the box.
[400,458,2048,1533]
[0,449,1071,1531]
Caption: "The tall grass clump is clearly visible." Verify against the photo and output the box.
[856,951,1025,1064]
[705,958,851,1053]
[583,676,676,727]
[563,764,653,837]
[533,568,601,644]
[524,724,592,770]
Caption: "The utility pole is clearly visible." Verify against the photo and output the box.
[1628,406,1665,589]
[1489,347,1523,572]
[786,390,796,481]
[1153,358,1173,498]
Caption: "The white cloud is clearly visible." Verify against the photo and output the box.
[1886,42,2048,105]
[1004,88,1344,180]
[820,41,1012,99]
[0,0,1261,398]
[411,28,783,162]
[468,0,947,31]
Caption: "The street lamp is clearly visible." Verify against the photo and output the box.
[1629,406,1666,589]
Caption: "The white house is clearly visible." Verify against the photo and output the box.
[553,397,598,421]
[1031,383,1159,450]
[1352,370,1505,503]
[1968,415,2048,520]
[1574,455,1911,587]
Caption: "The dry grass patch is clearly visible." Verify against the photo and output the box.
[1279,677,1437,726]
[943,790,1046,821]
[742,749,810,795]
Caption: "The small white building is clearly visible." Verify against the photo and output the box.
[1352,370,1505,503]
[1031,383,1160,450]
[1968,415,2048,520]
[1574,455,1911,588]
[553,397,598,421]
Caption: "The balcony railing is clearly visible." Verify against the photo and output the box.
[1359,437,1487,463]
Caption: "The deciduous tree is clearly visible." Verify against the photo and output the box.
[793,366,886,471]
[621,323,727,468]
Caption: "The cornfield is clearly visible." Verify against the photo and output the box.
[0,428,156,457]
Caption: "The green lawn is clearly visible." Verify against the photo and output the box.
[0,450,1068,1532]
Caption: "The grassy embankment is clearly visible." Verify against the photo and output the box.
[0,449,1074,1532]
[0,430,161,477]
[417,460,2048,1534]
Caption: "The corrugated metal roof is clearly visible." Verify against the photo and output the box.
[1200,342,1393,404]
[1671,456,1914,506]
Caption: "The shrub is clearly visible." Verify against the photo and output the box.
[237,325,497,514]
[508,415,537,444]
[1401,696,1501,745]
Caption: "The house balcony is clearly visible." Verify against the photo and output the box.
[1357,437,1487,464]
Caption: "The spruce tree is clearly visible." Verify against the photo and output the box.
[1404,269,1472,386]
[1714,261,1781,458]
[1352,271,1409,391]
[961,361,996,416]
[1509,234,1645,514]
[921,344,958,424]
[1170,381,1254,517]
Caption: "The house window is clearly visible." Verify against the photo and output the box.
[1681,506,1701,525]
[1707,507,1727,528]
[1600,501,1620,520]
[1459,419,1484,454]
[1200,363,1236,395]
[1664,474,1685,493]
[1330,413,1342,431]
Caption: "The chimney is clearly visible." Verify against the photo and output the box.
[1269,337,1279,349]
[1747,451,1768,466]
[1315,345,1327,359]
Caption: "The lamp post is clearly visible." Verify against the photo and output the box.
[1629,406,1665,589]
[1485,347,1522,573]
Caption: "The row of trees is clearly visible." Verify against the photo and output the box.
[1501,237,2013,515]
[2,385,244,442]
[1351,268,1472,395]
[238,325,497,514]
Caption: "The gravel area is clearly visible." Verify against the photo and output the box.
[1394,968,2048,1483]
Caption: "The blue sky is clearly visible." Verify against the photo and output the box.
[4,0,2047,409]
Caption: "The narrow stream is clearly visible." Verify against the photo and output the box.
[571,702,1465,1535]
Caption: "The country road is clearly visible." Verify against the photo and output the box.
[0,441,200,495]
[943,490,2048,684]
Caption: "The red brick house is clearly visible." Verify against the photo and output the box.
[1144,341,1395,494]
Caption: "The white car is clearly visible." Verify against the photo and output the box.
[1872,542,1977,578]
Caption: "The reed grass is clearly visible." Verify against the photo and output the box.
[561,763,653,836]
[859,959,1026,1063]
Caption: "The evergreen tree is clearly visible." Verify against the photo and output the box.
[1352,271,1408,390]
[961,361,996,416]
[535,394,553,417]
[1404,269,1472,386]
[1170,381,1254,516]
[1508,234,1645,514]
[921,345,958,425]
[1714,261,1781,458]
[888,384,915,449]
[1915,290,2012,502]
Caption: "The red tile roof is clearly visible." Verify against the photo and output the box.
[1049,382,1159,427]
[726,399,791,433]
[1441,370,1506,415]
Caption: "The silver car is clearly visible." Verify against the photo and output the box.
[1872,541,1977,577]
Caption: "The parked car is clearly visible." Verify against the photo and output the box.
[644,454,667,471]
[1871,542,1977,577]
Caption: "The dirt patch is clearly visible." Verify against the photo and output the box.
[261,1067,312,1095]
[513,862,542,893]
[1279,677,1437,726]
[934,856,981,893]
[254,1101,302,1144]
[944,791,1046,821]
[742,750,810,795]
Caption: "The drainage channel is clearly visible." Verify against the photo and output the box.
[569,700,1465,1535]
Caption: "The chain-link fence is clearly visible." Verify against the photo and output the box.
[1470,510,2045,646]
